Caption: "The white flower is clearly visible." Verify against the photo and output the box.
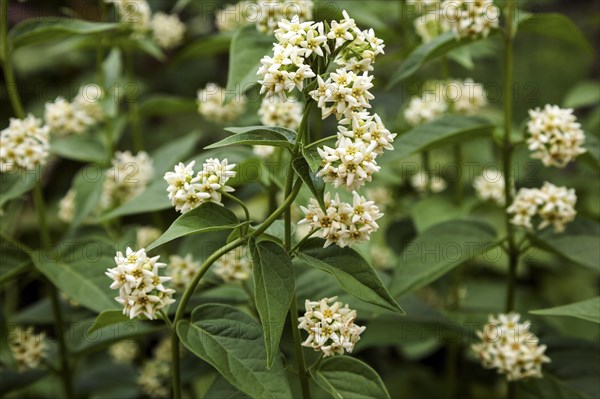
[105,247,175,320]
[471,313,551,381]
[309,69,374,120]
[404,94,447,126]
[164,159,236,214]
[100,151,154,210]
[58,189,76,223]
[111,0,151,37]
[526,105,586,168]
[9,326,47,371]
[327,10,359,49]
[365,186,392,210]
[137,226,162,248]
[371,245,395,270]
[74,84,105,122]
[109,340,139,364]
[507,182,577,233]
[414,12,445,43]
[44,97,94,135]
[253,145,276,158]
[410,171,447,193]
[473,169,505,206]
[440,0,499,39]
[254,0,314,34]
[0,115,50,172]
[138,338,172,398]
[299,191,383,248]
[168,254,199,289]
[215,1,254,32]
[335,27,385,73]
[337,111,397,154]
[197,83,246,123]
[446,79,487,115]
[214,246,252,282]
[298,296,366,356]
[151,12,186,49]
[258,95,303,130]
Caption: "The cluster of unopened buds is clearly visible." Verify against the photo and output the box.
[197,83,247,124]
[164,158,236,214]
[105,247,175,320]
[213,246,253,282]
[168,254,200,289]
[526,104,586,168]
[44,84,104,135]
[255,96,303,157]
[0,115,49,173]
[507,182,577,233]
[473,169,506,206]
[299,192,383,248]
[298,296,366,357]
[9,326,48,371]
[100,150,154,210]
[216,0,314,33]
[471,313,550,381]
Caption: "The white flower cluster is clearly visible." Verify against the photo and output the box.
[526,105,586,168]
[109,340,139,364]
[299,192,383,248]
[100,151,154,210]
[0,115,50,173]
[410,171,447,193]
[9,326,47,371]
[471,313,550,381]
[259,96,303,129]
[105,247,176,320]
[138,338,172,399]
[137,226,162,248]
[215,1,253,32]
[298,297,366,357]
[74,84,105,122]
[473,169,506,206]
[507,182,577,233]
[58,189,76,222]
[151,12,186,49]
[440,0,500,39]
[213,246,252,282]
[197,83,246,124]
[447,79,487,115]
[404,94,447,126]
[110,0,151,37]
[254,0,313,34]
[44,98,94,136]
[414,11,444,43]
[164,159,236,214]
[168,254,199,289]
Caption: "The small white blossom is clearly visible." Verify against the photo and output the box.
[105,247,175,320]
[309,69,374,120]
[214,246,252,282]
[337,111,397,154]
[215,1,254,32]
[254,0,314,34]
[137,226,162,248]
[507,182,577,233]
[404,94,447,126]
[109,340,139,364]
[73,84,105,122]
[168,254,199,289]
[151,12,186,49]
[197,83,246,123]
[9,326,47,371]
[335,27,385,73]
[58,189,76,223]
[414,12,445,43]
[164,159,236,214]
[138,338,172,398]
[446,79,487,115]
[298,297,366,356]
[0,115,50,173]
[253,145,276,158]
[299,192,383,248]
[526,105,586,168]
[259,96,303,129]
[410,171,447,193]
[110,0,151,37]
[473,169,506,206]
[440,0,500,39]
[471,313,551,381]
[100,151,154,210]
[44,97,94,135]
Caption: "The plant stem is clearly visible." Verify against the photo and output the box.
[223,191,250,231]
[289,294,310,397]
[33,183,50,248]
[1,0,25,119]
[48,284,75,399]
[170,327,182,399]
[124,47,144,151]
[421,150,431,194]
[453,144,463,205]
[502,0,518,317]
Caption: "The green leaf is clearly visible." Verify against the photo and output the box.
[0,170,40,208]
[302,145,323,171]
[138,95,197,116]
[381,116,494,162]
[225,24,273,101]
[0,238,31,284]
[50,135,107,164]
[174,32,233,63]
[0,369,47,394]
[206,126,297,150]
[297,238,403,313]
[133,37,165,61]
[33,250,117,314]
[9,19,119,49]
[249,240,295,368]
[390,220,497,296]
[528,221,600,272]
[530,297,600,324]
[69,169,105,231]
[564,81,600,109]
[147,203,239,251]
[518,13,593,55]
[310,356,391,399]
[292,155,325,210]
[205,376,251,399]
[176,304,292,399]
[387,31,493,88]
[582,133,600,169]
[150,132,199,174]
[87,310,130,334]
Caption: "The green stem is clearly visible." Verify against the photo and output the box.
[290,227,318,254]
[48,284,75,399]
[502,0,518,317]
[170,327,182,399]
[304,134,336,150]
[223,191,250,230]
[33,183,50,248]
[125,47,143,151]
[1,0,25,119]
[453,144,463,205]
[289,294,310,397]
[421,150,431,194]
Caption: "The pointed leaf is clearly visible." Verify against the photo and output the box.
[297,238,403,313]
[206,126,296,150]
[87,310,131,334]
[518,13,593,55]
[250,239,295,368]
[391,220,497,296]
[69,169,106,231]
[0,169,40,208]
[310,356,391,399]
[147,203,239,251]
[176,304,292,399]
[50,135,107,163]
[292,155,325,210]
[9,19,119,49]
[530,297,600,324]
